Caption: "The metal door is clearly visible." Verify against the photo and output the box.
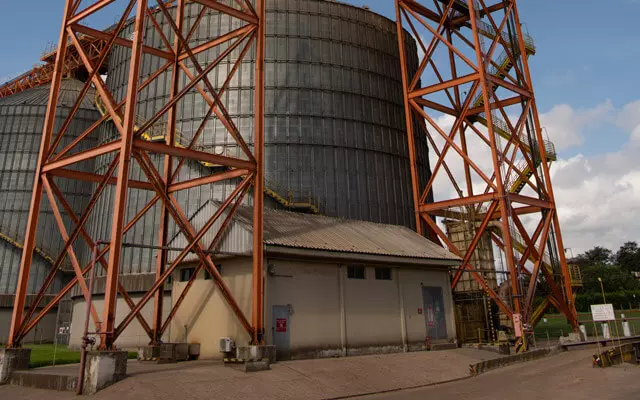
[422,286,447,340]
[272,305,291,360]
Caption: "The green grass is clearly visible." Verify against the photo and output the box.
[1,344,137,368]
[534,310,640,340]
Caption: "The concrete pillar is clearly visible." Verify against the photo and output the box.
[601,323,611,339]
[397,270,408,352]
[81,351,127,394]
[579,324,588,341]
[0,348,31,385]
[623,321,632,337]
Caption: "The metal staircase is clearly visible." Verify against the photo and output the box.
[445,2,553,196]
[94,95,320,214]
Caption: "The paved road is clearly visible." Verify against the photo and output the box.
[361,349,640,400]
[0,347,501,400]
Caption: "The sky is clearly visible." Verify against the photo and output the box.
[0,0,639,254]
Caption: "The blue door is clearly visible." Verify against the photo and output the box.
[422,286,447,340]
[272,305,291,360]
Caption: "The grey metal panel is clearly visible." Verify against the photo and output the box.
[90,0,431,275]
[0,79,100,294]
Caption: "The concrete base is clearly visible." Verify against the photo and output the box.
[82,351,127,394]
[558,333,582,345]
[236,345,276,364]
[10,370,78,391]
[137,346,161,362]
[227,346,276,372]
[0,348,31,385]
[138,343,199,363]
[188,343,201,360]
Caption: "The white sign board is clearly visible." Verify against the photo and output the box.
[590,304,615,322]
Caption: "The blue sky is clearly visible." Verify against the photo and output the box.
[1,1,637,155]
[1,0,639,252]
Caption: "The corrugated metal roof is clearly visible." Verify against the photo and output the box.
[0,78,96,109]
[171,201,459,262]
[252,208,458,261]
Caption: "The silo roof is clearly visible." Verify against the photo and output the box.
[0,78,96,109]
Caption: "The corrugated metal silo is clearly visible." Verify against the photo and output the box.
[88,0,431,276]
[0,79,100,295]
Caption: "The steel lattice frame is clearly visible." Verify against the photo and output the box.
[395,0,577,347]
[8,0,265,349]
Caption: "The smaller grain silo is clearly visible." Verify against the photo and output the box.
[444,219,500,344]
[0,79,100,343]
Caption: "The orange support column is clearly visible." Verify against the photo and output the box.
[252,0,266,345]
[7,0,73,348]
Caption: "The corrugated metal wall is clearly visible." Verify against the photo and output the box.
[88,0,432,275]
[0,79,99,294]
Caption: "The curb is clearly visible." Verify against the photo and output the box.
[469,347,555,376]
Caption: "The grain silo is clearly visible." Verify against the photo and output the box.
[67,0,438,351]
[0,79,100,343]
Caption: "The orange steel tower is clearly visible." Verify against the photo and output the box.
[395,0,578,349]
[7,0,266,349]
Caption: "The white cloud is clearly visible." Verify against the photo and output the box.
[426,100,640,255]
[616,100,640,131]
[539,100,614,151]
[550,100,640,253]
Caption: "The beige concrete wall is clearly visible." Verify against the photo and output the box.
[265,260,456,357]
[64,256,455,359]
[69,294,171,350]
[169,258,253,359]
[344,267,402,348]
[266,259,342,356]
[0,307,58,344]
[399,268,456,345]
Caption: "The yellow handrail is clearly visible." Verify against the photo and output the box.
[94,95,320,214]
[0,231,56,265]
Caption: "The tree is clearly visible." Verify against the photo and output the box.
[615,241,640,272]
[580,264,640,294]
[573,246,613,268]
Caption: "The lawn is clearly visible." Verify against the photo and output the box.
[534,309,640,340]
[1,344,137,368]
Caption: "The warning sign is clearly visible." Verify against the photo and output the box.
[591,304,615,322]
[426,305,435,328]
[276,318,287,333]
[513,313,522,337]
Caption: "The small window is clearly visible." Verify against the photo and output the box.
[205,264,222,280]
[347,266,365,280]
[180,268,196,282]
[375,267,392,281]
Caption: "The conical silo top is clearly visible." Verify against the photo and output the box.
[0,78,96,110]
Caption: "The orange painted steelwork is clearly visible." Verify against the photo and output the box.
[7,0,265,349]
[395,0,578,343]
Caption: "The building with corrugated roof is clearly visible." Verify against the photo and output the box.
[69,206,460,359]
